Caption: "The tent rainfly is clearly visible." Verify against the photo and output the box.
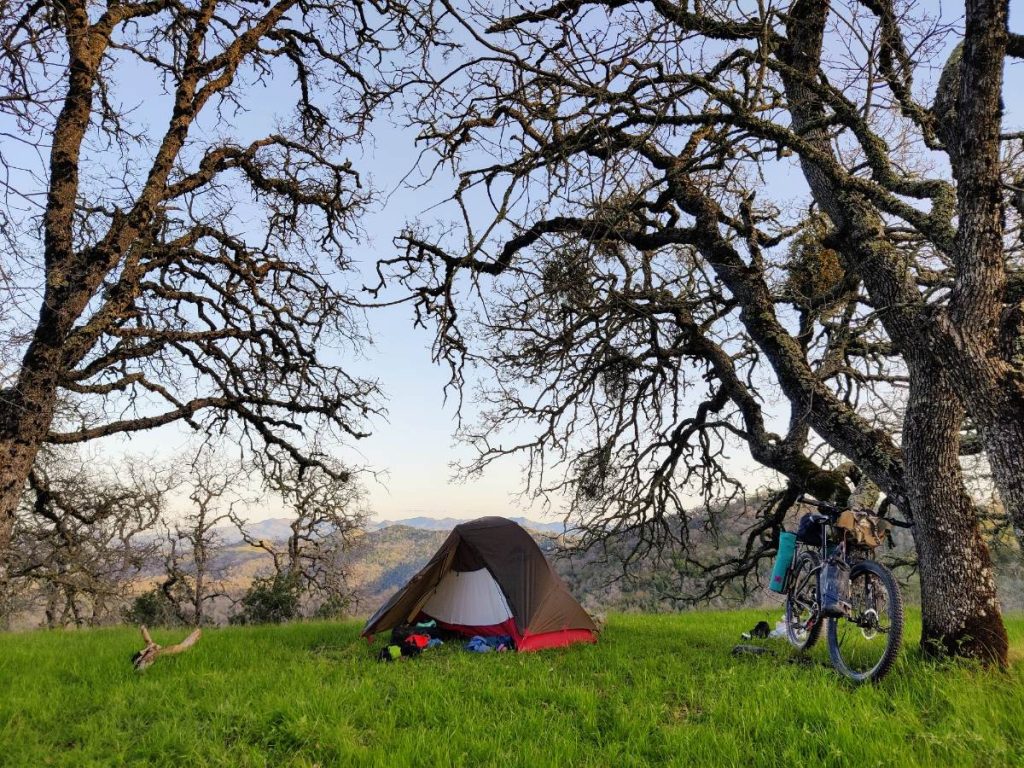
[361,516,598,651]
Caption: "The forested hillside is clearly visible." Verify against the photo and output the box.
[7,501,1020,632]
[215,512,1024,620]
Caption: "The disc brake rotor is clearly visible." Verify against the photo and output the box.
[859,608,879,640]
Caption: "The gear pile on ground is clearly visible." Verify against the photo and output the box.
[376,620,447,662]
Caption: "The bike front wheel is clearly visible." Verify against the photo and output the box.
[826,559,903,683]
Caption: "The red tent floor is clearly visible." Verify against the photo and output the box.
[425,615,598,652]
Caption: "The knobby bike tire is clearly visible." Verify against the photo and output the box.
[826,559,904,683]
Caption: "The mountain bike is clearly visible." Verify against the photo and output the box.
[783,496,904,683]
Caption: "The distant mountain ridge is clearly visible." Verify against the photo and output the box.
[369,515,567,535]
[215,517,297,545]
[214,514,567,546]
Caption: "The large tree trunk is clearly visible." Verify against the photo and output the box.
[0,7,104,582]
[0,414,54,558]
[938,0,1024,546]
[944,346,1024,539]
[0,340,65,583]
[903,364,1008,664]
[778,0,1009,664]
[979,409,1024,536]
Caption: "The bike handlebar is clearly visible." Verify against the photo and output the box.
[876,497,915,529]
[799,494,914,528]
[797,495,840,516]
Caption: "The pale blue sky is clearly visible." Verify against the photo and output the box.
[314,120,579,522]
[4,1,1023,523]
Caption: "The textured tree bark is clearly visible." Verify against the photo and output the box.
[945,340,1024,537]
[903,364,1008,664]
[0,342,66,582]
[0,2,105,577]
[978,406,1024,538]
[938,0,1024,540]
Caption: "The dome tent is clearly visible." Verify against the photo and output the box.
[361,516,598,651]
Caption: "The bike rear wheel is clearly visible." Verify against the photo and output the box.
[826,559,903,683]
[785,551,822,651]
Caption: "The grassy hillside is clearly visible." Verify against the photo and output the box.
[2,612,1023,767]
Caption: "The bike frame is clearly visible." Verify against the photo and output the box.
[788,507,878,632]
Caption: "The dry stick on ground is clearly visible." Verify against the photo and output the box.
[132,625,202,671]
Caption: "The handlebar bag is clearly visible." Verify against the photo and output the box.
[836,509,889,549]
[795,513,829,545]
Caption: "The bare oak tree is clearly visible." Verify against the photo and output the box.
[380,0,1023,663]
[232,461,365,619]
[159,454,237,626]
[0,0,438,586]
[5,449,165,628]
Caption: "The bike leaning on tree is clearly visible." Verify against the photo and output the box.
[772,495,908,683]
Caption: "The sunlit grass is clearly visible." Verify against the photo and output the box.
[1,611,1022,766]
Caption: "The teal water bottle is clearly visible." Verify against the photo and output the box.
[769,532,797,593]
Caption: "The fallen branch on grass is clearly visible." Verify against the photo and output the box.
[132,625,202,671]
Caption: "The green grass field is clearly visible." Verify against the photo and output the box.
[1,612,1022,767]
